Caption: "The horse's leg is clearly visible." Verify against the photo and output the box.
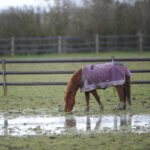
[85,92,90,111]
[91,90,104,111]
[125,75,131,105]
[115,85,126,110]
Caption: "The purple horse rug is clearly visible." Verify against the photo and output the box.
[80,62,131,92]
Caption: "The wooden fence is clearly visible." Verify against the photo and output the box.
[0,34,150,55]
[0,57,150,96]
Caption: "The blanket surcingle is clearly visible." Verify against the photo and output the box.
[80,62,131,92]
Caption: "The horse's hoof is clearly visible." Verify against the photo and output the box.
[118,107,125,110]
[85,108,89,112]
[128,101,132,106]
[118,103,126,110]
[100,105,104,111]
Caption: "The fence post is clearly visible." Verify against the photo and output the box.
[2,59,7,96]
[58,36,62,54]
[11,37,15,56]
[138,33,143,52]
[95,34,99,53]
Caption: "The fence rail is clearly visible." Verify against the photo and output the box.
[1,58,150,64]
[0,34,150,55]
[0,69,150,75]
[0,81,150,87]
[0,57,150,96]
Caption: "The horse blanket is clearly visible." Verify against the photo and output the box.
[80,62,131,92]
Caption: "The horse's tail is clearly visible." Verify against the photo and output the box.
[64,68,82,112]
[124,74,131,105]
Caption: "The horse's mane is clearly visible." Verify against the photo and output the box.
[64,68,82,112]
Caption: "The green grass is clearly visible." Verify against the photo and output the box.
[0,133,150,150]
[1,51,150,59]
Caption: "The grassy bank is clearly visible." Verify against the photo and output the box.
[0,133,150,150]
[1,51,150,59]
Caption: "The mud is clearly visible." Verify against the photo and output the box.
[0,114,150,136]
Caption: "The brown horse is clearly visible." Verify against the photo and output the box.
[64,62,131,112]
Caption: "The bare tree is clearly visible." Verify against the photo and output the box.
[0,0,150,38]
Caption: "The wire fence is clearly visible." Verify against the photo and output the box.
[0,57,150,96]
[0,34,150,55]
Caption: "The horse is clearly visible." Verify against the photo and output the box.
[64,62,131,112]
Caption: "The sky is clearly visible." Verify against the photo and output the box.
[0,0,54,11]
[0,0,131,11]
[0,0,83,11]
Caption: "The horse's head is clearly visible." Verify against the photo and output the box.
[64,68,82,112]
[64,93,75,112]
[64,76,76,112]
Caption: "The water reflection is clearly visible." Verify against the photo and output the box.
[0,114,150,136]
[65,115,133,133]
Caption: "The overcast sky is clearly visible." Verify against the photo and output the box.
[0,0,131,11]
[0,0,83,11]
[0,0,52,10]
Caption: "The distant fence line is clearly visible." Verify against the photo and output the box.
[0,34,150,55]
[0,57,150,96]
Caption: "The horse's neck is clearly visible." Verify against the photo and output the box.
[69,81,79,96]
[66,68,82,97]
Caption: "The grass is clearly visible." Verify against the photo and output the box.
[1,51,150,59]
[0,133,150,150]
[0,51,150,150]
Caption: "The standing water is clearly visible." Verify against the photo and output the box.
[0,114,150,136]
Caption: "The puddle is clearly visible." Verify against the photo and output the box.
[0,114,150,136]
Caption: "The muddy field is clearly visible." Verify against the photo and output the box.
[0,52,150,150]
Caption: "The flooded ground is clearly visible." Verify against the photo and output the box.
[0,114,150,136]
